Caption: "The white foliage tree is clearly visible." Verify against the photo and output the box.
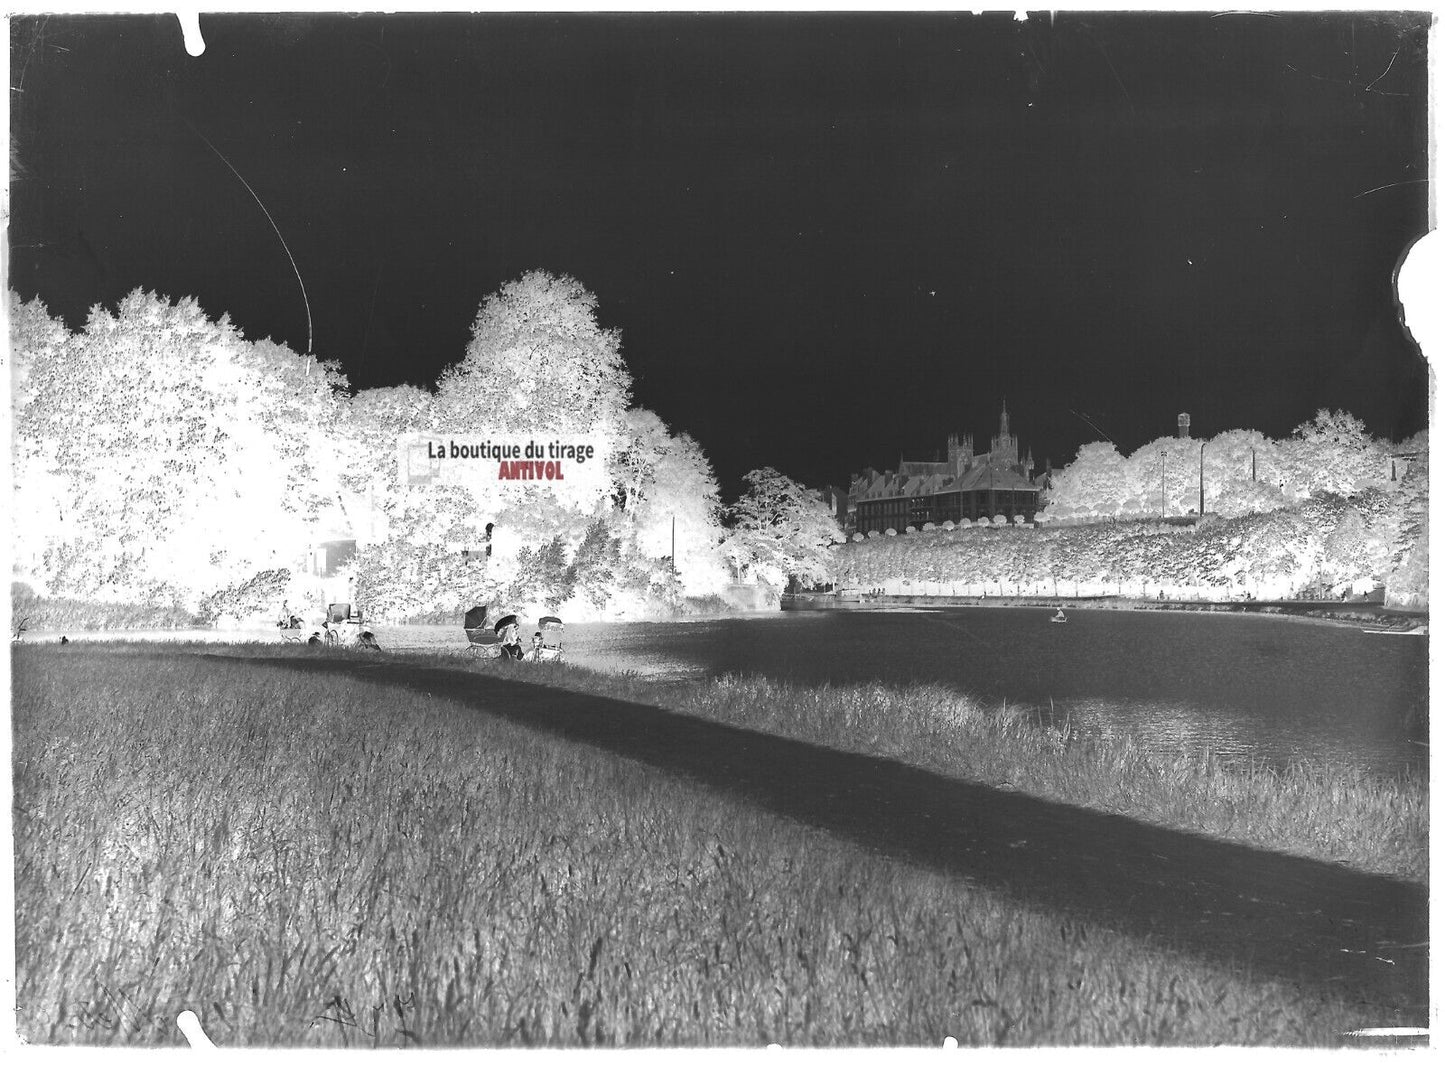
[727,467,844,588]
[439,270,631,433]
[341,275,733,618]
[13,289,345,606]
[10,296,73,591]
[1276,409,1389,497]
[433,270,629,544]
[614,409,730,596]
[339,384,502,621]
[1040,442,1131,521]
[1042,415,1399,525]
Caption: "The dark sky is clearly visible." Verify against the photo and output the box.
[9,12,1431,497]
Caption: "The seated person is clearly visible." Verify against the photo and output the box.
[499,621,523,660]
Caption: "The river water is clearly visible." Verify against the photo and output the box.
[35,606,1427,776]
[430,607,1427,777]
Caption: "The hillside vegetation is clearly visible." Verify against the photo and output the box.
[838,458,1427,608]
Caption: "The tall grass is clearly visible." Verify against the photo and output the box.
[9,585,199,631]
[392,655,1426,883]
[675,675,1429,883]
[12,647,1401,1046]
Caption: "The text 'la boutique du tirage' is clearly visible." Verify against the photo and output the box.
[424,438,598,481]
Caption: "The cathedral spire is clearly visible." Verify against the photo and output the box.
[1000,398,1010,440]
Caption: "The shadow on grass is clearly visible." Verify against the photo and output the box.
[221,652,1427,1020]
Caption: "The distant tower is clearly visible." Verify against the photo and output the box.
[1178,413,1191,439]
[991,401,1019,465]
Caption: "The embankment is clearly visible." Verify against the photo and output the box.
[831,501,1426,609]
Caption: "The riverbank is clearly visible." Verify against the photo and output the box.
[831,501,1428,615]
[782,591,1429,632]
[435,649,1430,880]
[9,587,758,635]
[11,643,1428,1045]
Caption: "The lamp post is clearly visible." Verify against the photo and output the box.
[1199,441,1207,518]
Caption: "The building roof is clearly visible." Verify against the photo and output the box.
[944,459,1038,494]
[853,457,1039,501]
[852,411,1041,501]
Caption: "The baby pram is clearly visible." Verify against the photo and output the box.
[464,606,502,658]
[324,603,365,646]
[529,616,564,662]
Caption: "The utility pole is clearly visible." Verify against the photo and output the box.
[1159,451,1166,519]
[1199,441,1207,517]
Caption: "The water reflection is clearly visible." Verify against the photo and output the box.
[53,609,1417,776]
[551,609,1427,777]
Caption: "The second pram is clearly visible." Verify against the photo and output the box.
[529,616,564,662]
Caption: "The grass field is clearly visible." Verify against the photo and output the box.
[11,643,1428,1046]
[488,661,1428,883]
[212,640,1426,881]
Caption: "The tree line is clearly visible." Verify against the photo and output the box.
[1039,413,1425,525]
[840,413,1427,607]
[10,273,842,623]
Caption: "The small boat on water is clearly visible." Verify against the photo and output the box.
[1050,609,1068,624]
[1357,613,1428,635]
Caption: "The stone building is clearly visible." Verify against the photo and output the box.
[850,404,1044,534]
